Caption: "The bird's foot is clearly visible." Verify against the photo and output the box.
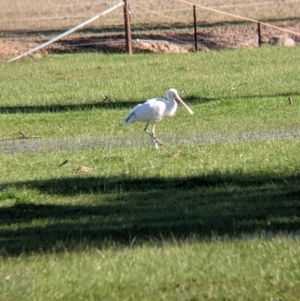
[154,138,164,149]
[156,139,164,145]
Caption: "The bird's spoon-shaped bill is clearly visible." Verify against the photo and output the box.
[175,94,194,115]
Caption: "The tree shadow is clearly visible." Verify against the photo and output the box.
[0,101,136,114]
[1,171,299,255]
[2,91,299,115]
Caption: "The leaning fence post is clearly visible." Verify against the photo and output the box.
[7,2,124,62]
[193,5,198,51]
[123,0,132,54]
[257,22,262,46]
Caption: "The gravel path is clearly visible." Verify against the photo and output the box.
[1,128,300,154]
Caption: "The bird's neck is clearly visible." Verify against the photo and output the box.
[165,97,177,116]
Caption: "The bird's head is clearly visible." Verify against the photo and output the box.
[167,88,178,100]
[166,88,194,115]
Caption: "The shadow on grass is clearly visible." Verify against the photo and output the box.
[1,171,300,255]
[0,101,138,114]
[1,92,299,114]
[0,97,209,114]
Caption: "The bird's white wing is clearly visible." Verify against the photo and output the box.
[124,98,167,125]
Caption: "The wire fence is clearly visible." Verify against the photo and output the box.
[1,0,300,61]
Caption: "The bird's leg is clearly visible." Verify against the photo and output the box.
[151,123,164,149]
[144,122,164,149]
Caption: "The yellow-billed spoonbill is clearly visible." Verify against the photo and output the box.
[123,88,194,149]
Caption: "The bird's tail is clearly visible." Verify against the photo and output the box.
[123,110,136,125]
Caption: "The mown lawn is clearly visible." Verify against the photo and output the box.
[1,46,300,300]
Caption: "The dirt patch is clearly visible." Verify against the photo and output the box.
[1,21,299,61]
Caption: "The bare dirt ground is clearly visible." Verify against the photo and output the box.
[1,21,299,61]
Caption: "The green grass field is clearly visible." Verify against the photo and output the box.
[1,46,300,300]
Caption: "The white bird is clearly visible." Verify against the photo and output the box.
[123,88,194,149]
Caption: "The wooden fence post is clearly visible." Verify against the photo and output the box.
[123,0,132,54]
[193,5,198,51]
[257,22,262,46]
